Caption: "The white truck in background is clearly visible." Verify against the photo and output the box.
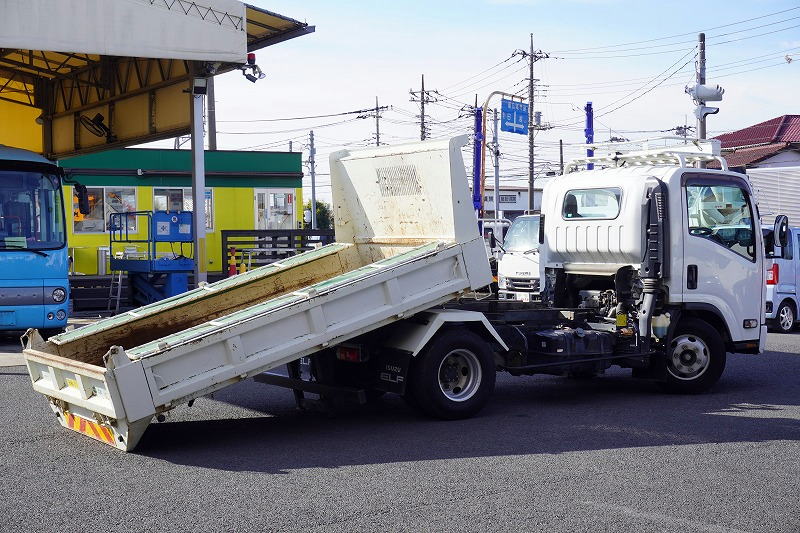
[22,136,776,452]
[496,214,541,302]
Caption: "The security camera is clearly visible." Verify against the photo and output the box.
[192,78,208,95]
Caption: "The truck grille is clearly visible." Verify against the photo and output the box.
[507,277,539,292]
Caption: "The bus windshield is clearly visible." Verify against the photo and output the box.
[504,216,540,252]
[0,171,65,250]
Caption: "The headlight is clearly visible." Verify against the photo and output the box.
[498,275,507,289]
[52,288,67,303]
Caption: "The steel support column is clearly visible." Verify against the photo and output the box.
[190,88,207,286]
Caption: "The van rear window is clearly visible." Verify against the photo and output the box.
[562,188,622,219]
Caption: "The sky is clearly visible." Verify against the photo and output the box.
[154,0,800,203]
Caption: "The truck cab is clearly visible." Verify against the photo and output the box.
[497,214,540,302]
[541,141,767,386]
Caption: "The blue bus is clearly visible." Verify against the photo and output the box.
[0,145,72,337]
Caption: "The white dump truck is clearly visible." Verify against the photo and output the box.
[23,136,776,451]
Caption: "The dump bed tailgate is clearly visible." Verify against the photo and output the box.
[24,341,154,450]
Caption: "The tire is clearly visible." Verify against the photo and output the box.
[659,318,726,394]
[408,329,496,420]
[40,328,65,340]
[773,301,795,333]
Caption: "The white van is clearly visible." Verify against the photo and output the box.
[764,223,800,332]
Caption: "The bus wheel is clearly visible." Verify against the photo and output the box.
[408,329,495,419]
[40,328,65,340]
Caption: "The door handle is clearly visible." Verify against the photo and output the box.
[687,264,698,290]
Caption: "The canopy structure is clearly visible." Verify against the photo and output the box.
[0,0,313,285]
[0,0,314,158]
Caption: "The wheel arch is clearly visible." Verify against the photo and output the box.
[778,297,797,314]
[678,303,732,347]
[381,310,508,358]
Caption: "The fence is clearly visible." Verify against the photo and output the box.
[221,229,336,275]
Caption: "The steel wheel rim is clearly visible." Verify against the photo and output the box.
[780,305,794,331]
[438,349,482,402]
[667,334,711,381]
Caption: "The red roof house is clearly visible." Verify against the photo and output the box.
[711,115,800,169]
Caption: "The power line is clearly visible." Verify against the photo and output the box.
[217,107,388,123]
[218,117,364,136]
[440,54,516,91]
[551,5,800,53]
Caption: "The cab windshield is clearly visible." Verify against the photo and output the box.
[0,171,66,250]
[504,216,540,252]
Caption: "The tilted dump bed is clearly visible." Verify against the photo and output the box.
[23,136,491,450]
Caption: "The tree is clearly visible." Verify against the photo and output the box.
[303,199,333,230]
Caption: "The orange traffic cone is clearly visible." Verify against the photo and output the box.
[227,247,238,277]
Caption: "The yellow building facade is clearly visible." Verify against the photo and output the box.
[61,148,303,275]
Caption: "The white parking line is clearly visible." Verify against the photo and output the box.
[580,501,750,533]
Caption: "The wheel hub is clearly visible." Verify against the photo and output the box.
[437,349,482,402]
[667,334,710,381]
[780,305,794,330]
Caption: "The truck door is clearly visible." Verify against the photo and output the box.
[682,175,763,342]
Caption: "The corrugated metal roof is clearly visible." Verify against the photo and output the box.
[715,115,800,148]
[708,143,789,169]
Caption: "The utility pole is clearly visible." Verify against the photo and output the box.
[492,108,500,221]
[375,96,381,146]
[513,35,549,212]
[409,74,438,140]
[289,140,292,152]
[559,139,564,175]
[686,33,723,167]
[308,130,317,229]
[697,32,706,141]
[420,75,425,141]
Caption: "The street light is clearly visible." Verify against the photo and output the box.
[479,91,526,217]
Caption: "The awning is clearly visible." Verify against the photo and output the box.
[0,1,313,157]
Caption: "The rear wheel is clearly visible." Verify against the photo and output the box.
[773,301,795,333]
[659,318,726,394]
[408,329,495,419]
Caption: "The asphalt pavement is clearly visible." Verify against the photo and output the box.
[1,332,798,532]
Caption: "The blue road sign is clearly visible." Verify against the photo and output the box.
[501,99,528,135]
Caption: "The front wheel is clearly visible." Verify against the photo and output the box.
[40,328,65,340]
[659,318,726,394]
[408,329,496,419]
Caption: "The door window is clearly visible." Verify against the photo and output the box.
[562,188,622,219]
[268,191,294,230]
[686,184,755,261]
[153,188,213,231]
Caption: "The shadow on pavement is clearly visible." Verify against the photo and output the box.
[138,352,800,474]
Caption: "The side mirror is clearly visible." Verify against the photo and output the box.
[74,183,91,215]
[488,230,497,250]
[774,215,789,248]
